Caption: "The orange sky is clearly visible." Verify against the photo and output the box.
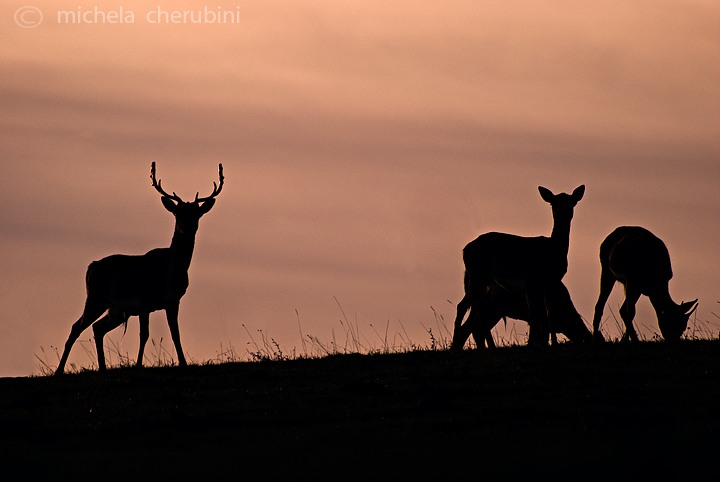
[1,1,718,377]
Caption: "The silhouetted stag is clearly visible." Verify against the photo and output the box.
[55,162,224,375]
[452,280,596,349]
[592,226,697,342]
[452,185,585,348]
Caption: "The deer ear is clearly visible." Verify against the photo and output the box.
[161,196,178,213]
[681,299,698,316]
[572,185,585,202]
[538,186,554,203]
[198,198,216,216]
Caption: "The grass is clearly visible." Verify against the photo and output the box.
[35,303,462,375]
[14,306,719,478]
[35,301,719,374]
[34,335,184,376]
[5,339,720,478]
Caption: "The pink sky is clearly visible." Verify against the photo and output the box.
[1,1,718,377]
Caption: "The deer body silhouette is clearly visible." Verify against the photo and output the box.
[452,185,585,347]
[592,226,697,342]
[55,163,223,375]
[453,279,595,349]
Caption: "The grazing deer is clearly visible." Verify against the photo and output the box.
[453,185,585,347]
[452,280,595,349]
[55,162,224,375]
[592,226,697,342]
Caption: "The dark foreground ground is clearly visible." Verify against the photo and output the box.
[1,341,718,479]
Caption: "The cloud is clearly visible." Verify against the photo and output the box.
[1,1,718,376]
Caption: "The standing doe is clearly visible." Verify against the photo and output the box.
[55,162,223,375]
[453,185,585,347]
[592,226,697,342]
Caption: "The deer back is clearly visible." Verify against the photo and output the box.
[602,226,673,295]
[464,233,568,282]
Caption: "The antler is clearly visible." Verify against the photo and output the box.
[150,162,184,202]
[195,164,224,203]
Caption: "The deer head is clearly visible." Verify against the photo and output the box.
[657,299,698,340]
[151,161,224,234]
[539,185,585,228]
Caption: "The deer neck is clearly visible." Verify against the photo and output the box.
[169,226,197,273]
[648,289,675,315]
[549,218,572,255]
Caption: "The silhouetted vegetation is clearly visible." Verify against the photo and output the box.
[3,340,718,478]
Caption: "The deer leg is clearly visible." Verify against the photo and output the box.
[548,314,559,345]
[467,306,486,348]
[165,303,187,367]
[454,272,472,331]
[55,300,107,375]
[452,304,474,350]
[92,314,112,372]
[543,286,560,345]
[471,326,496,349]
[458,289,500,349]
[451,294,473,350]
[526,285,549,346]
[480,317,497,349]
[453,270,482,350]
[92,309,129,372]
[136,313,150,368]
[593,269,616,341]
[620,286,641,342]
[470,307,501,349]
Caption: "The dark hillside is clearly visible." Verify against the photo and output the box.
[1,341,718,478]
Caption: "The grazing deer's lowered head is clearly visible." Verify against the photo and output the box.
[452,279,596,350]
[656,299,699,340]
[55,162,224,375]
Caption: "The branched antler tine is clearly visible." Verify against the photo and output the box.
[150,162,183,202]
[196,163,224,203]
